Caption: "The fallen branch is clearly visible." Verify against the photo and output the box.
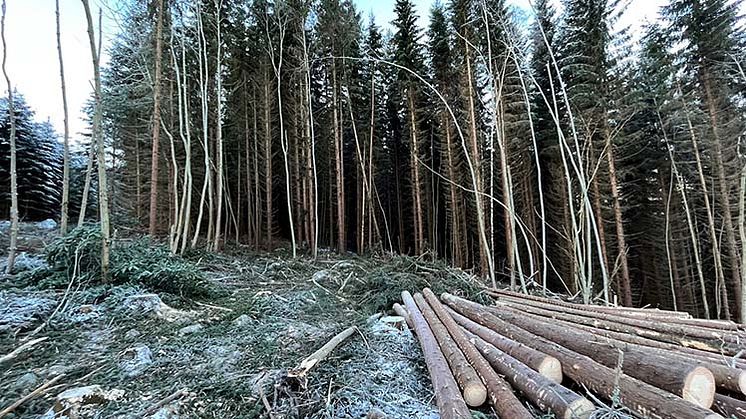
[0,337,48,365]
[0,374,65,418]
[288,326,356,379]
[142,388,187,416]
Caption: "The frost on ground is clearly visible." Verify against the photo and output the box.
[0,235,488,419]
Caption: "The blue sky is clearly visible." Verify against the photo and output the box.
[3,0,664,144]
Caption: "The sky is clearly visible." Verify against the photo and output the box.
[3,0,665,145]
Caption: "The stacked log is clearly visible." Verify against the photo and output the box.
[394,288,744,419]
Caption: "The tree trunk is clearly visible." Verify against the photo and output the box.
[702,69,742,321]
[466,331,594,419]
[604,128,632,306]
[712,393,746,419]
[148,0,164,237]
[81,1,111,281]
[1,0,17,274]
[56,0,70,235]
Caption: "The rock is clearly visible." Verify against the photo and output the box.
[148,405,180,419]
[52,385,123,418]
[232,314,251,327]
[36,219,58,230]
[121,294,191,322]
[119,345,153,377]
[367,408,388,419]
[125,329,141,339]
[78,305,95,314]
[178,324,203,336]
[311,270,330,283]
[13,372,38,390]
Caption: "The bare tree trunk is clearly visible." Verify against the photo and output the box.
[264,70,273,249]
[265,6,295,257]
[81,1,110,281]
[332,61,345,253]
[1,0,17,274]
[604,127,632,306]
[213,0,224,251]
[302,26,317,258]
[408,92,424,255]
[148,0,164,236]
[56,0,71,235]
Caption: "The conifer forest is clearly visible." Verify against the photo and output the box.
[1,0,746,418]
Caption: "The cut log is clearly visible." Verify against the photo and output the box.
[414,293,487,407]
[445,306,562,383]
[401,291,471,419]
[442,293,724,419]
[464,329,596,419]
[486,288,691,319]
[489,298,742,355]
[560,317,746,370]
[421,289,532,417]
[488,296,743,343]
[487,289,744,333]
[712,393,746,419]
[542,314,746,395]
[485,303,716,408]
[392,302,412,328]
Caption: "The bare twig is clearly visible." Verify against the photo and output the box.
[0,374,65,418]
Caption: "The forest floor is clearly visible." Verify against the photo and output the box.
[0,222,504,419]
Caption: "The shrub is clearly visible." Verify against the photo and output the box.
[28,225,209,297]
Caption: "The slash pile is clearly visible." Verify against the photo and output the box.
[394,288,746,419]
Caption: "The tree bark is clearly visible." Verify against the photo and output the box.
[413,293,487,407]
[421,289,531,416]
[148,0,164,236]
[401,291,471,419]
[445,305,562,383]
[712,393,746,419]
[1,0,17,274]
[466,330,594,419]
[81,1,110,281]
[56,0,70,235]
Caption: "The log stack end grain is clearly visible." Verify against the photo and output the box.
[684,366,716,408]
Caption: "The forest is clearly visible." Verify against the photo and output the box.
[26,0,741,320]
[0,0,746,417]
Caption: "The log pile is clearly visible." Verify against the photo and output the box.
[395,288,746,419]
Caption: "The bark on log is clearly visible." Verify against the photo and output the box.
[713,393,746,419]
[545,315,746,395]
[486,288,690,319]
[487,303,716,408]
[421,289,532,417]
[445,306,562,383]
[488,296,746,343]
[401,291,471,419]
[464,329,595,419]
[414,293,487,407]
[561,317,746,370]
[490,298,742,355]
[442,293,724,419]
[488,290,744,334]
[392,303,412,328]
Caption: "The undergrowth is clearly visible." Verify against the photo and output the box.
[21,225,209,297]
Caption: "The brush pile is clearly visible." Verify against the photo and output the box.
[395,288,746,419]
